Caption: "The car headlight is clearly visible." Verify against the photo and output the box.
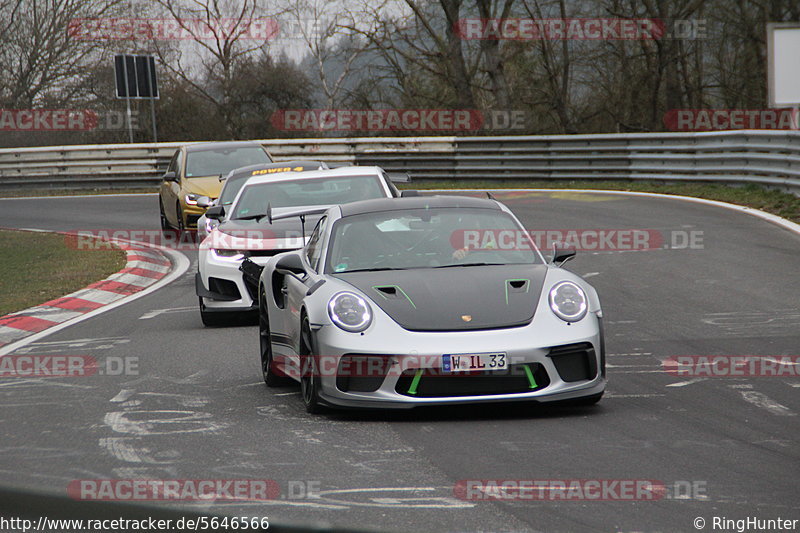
[328,292,372,332]
[212,249,246,262]
[185,193,200,205]
[549,281,587,322]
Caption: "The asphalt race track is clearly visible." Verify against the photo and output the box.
[0,191,798,532]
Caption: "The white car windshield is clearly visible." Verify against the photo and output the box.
[218,175,250,206]
[231,175,386,219]
[326,207,541,273]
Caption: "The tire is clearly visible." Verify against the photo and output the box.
[199,296,227,327]
[175,202,185,237]
[299,316,325,414]
[159,198,170,231]
[259,288,291,387]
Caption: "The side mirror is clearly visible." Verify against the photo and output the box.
[163,171,178,182]
[205,205,225,220]
[195,196,213,208]
[275,253,306,278]
[551,242,576,265]
[400,189,421,197]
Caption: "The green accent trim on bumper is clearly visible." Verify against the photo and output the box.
[407,368,424,395]
[523,365,538,389]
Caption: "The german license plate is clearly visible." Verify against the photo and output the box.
[442,353,507,372]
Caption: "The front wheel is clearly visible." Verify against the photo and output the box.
[159,198,170,231]
[299,317,325,414]
[175,202,185,237]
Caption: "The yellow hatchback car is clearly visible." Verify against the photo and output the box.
[159,141,273,233]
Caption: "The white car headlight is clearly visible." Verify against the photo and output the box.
[549,281,587,322]
[212,249,246,262]
[185,193,200,205]
[328,292,372,332]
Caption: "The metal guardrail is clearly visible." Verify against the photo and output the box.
[1,131,798,193]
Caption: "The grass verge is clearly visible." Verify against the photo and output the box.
[406,180,800,223]
[0,229,127,317]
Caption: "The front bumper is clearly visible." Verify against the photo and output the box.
[197,254,272,312]
[182,204,208,229]
[288,316,606,409]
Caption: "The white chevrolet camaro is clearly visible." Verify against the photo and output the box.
[195,166,403,326]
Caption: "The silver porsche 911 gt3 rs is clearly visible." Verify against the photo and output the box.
[257,195,606,413]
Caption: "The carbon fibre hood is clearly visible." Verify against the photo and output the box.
[333,264,547,331]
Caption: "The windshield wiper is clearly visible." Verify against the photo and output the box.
[235,213,268,222]
[338,267,407,273]
[432,262,502,268]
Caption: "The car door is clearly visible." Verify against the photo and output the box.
[160,151,177,225]
[285,216,327,356]
[161,149,183,226]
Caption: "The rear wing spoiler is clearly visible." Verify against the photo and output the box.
[266,205,332,224]
[322,164,412,183]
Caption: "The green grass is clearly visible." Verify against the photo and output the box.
[0,229,126,317]
[404,180,800,223]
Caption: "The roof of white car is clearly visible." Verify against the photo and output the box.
[241,165,383,187]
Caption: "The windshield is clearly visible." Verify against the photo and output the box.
[219,175,250,206]
[231,175,386,219]
[185,146,271,177]
[326,207,541,273]
[220,166,325,206]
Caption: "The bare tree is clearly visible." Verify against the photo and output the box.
[517,0,579,132]
[345,0,480,109]
[150,0,283,137]
[0,0,125,108]
[282,0,371,109]
[0,0,22,43]
[475,0,515,109]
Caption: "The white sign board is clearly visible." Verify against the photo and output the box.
[768,24,800,107]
